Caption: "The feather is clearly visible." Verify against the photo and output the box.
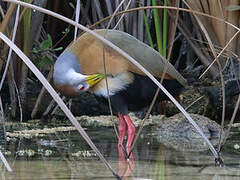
[67,29,188,87]
[89,72,134,97]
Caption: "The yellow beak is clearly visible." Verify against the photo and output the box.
[85,74,104,87]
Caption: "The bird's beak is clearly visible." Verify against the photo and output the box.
[85,74,104,87]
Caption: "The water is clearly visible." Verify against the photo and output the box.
[1,127,240,180]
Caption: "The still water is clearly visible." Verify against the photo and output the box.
[1,127,240,180]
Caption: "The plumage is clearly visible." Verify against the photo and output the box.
[53,29,187,154]
[67,29,187,87]
[89,72,135,97]
[94,73,183,115]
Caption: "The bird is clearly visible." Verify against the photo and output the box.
[53,29,188,153]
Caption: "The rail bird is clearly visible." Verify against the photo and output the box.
[53,29,188,153]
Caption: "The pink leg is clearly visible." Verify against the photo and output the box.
[117,113,127,147]
[123,115,136,153]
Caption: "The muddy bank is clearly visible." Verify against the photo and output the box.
[6,77,239,123]
[4,113,227,152]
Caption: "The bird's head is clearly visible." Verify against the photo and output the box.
[53,51,104,97]
[54,72,104,97]
[54,71,104,97]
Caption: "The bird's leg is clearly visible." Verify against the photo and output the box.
[123,115,136,154]
[117,113,127,147]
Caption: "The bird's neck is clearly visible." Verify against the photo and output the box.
[53,50,82,85]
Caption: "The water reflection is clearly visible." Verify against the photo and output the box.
[1,128,240,180]
[118,146,135,178]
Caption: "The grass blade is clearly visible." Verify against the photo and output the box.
[163,0,167,57]
[143,9,154,47]
[152,0,163,54]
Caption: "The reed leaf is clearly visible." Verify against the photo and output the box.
[163,0,167,57]
[143,9,154,47]
[152,0,163,54]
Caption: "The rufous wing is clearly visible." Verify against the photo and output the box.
[67,29,188,87]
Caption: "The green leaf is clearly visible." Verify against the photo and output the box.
[225,5,240,11]
[163,0,168,58]
[53,47,63,52]
[38,56,54,68]
[143,10,154,48]
[47,34,53,46]
[32,47,39,53]
[39,34,53,50]
[152,0,163,55]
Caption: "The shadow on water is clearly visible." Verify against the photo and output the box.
[1,127,240,180]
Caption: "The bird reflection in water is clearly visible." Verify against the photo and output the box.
[118,145,135,178]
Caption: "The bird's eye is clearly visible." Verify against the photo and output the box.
[77,83,89,92]
[77,84,85,91]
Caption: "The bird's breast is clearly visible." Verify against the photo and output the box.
[89,72,134,97]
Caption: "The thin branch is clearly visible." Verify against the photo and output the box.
[31,67,54,118]
[0,97,6,140]
[74,0,80,41]
[107,0,126,30]
[51,96,66,116]
[88,6,240,32]
[185,95,205,111]
[0,151,12,172]
[13,79,22,122]
[113,0,131,30]
[177,19,218,76]
[0,3,16,34]
[221,93,240,147]
[182,1,227,155]
[199,31,240,79]
[0,4,20,91]
[0,4,5,18]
